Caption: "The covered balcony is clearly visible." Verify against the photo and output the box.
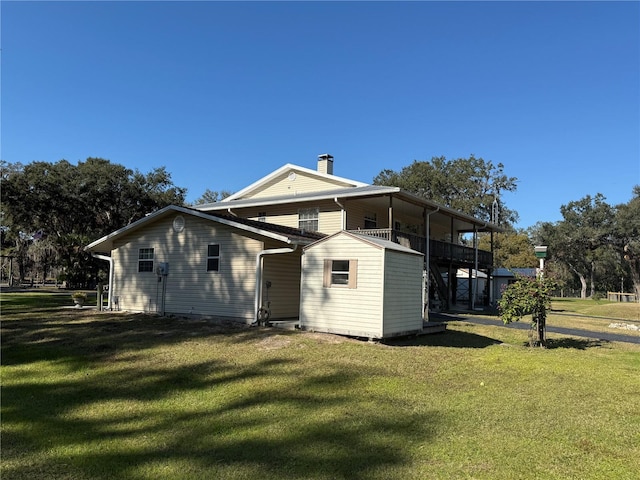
[348,228,493,268]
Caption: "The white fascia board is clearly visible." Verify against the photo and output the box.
[84,205,177,252]
[221,163,368,202]
[200,186,400,211]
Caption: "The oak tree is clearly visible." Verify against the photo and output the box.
[1,158,186,286]
[373,155,518,225]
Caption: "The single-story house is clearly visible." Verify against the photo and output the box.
[86,205,323,322]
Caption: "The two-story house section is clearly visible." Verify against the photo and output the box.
[197,154,502,312]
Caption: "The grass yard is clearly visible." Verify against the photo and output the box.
[462,297,640,337]
[1,293,639,479]
[551,297,640,321]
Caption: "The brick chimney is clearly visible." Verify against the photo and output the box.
[317,154,334,175]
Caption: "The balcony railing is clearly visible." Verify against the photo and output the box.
[349,228,493,267]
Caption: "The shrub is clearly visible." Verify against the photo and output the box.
[498,275,557,347]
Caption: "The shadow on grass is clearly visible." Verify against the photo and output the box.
[544,337,607,350]
[0,306,287,367]
[2,306,440,480]
[386,330,502,348]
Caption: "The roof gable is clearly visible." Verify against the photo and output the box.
[221,164,368,202]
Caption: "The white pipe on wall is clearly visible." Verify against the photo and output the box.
[91,253,114,310]
[254,245,298,323]
[334,197,345,230]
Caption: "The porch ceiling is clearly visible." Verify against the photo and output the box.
[384,192,502,234]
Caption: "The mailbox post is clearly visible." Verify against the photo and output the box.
[534,246,548,278]
[533,245,548,345]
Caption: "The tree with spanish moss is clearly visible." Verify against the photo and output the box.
[1,158,186,286]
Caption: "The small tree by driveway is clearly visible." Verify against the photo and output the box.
[498,276,556,347]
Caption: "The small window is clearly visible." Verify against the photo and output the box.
[299,207,319,231]
[207,244,220,272]
[323,259,357,289]
[138,248,154,272]
[257,211,266,222]
[331,260,350,285]
[364,212,377,229]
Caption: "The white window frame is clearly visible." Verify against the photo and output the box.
[323,259,357,289]
[207,244,220,272]
[138,248,154,273]
[299,207,319,232]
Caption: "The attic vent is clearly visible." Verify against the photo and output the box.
[317,154,334,175]
[173,215,185,233]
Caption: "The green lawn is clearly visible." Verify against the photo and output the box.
[2,293,639,479]
[463,297,640,337]
[551,297,640,322]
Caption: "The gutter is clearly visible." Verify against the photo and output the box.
[254,244,298,324]
[334,197,345,229]
[91,253,114,310]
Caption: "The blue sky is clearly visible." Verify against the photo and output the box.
[2,1,639,230]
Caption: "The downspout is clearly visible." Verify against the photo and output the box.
[254,244,298,323]
[91,253,114,310]
[334,197,345,230]
[424,207,440,320]
[227,208,237,217]
[388,195,394,240]
[490,228,495,306]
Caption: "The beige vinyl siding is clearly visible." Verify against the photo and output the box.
[429,223,450,242]
[382,250,424,336]
[301,235,384,338]
[344,200,388,230]
[241,170,357,200]
[343,199,426,236]
[111,214,265,321]
[261,240,302,319]
[232,200,344,235]
[301,231,424,339]
[316,209,343,234]
[234,204,300,228]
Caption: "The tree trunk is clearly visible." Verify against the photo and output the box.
[568,262,588,299]
[538,316,546,347]
[578,273,588,299]
[531,314,546,347]
[589,261,596,298]
[629,258,640,301]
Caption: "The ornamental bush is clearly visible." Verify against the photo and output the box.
[498,275,556,347]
